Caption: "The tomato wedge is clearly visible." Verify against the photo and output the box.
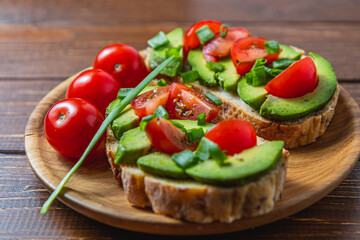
[231,37,281,75]
[265,56,317,98]
[183,20,222,59]
[166,83,220,122]
[205,119,257,155]
[145,118,189,154]
[202,27,250,62]
[131,86,171,119]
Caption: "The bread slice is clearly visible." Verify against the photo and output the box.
[140,48,340,149]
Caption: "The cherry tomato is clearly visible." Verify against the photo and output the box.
[131,86,171,119]
[265,57,317,98]
[231,37,281,75]
[93,44,148,88]
[205,119,257,155]
[166,83,220,122]
[66,69,121,116]
[45,98,104,158]
[183,20,222,59]
[145,118,189,154]
[202,27,250,62]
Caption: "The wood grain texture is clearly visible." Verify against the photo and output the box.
[23,74,360,235]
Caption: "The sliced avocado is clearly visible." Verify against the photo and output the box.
[188,49,217,86]
[111,105,139,139]
[279,44,302,60]
[186,141,284,186]
[216,57,241,92]
[115,127,151,164]
[106,98,120,117]
[237,77,267,110]
[137,152,189,179]
[169,119,214,133]
[166,28,183,48]
[260,53,337,121]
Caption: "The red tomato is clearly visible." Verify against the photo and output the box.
[66,69,121,116]
[145,118,189,154]
[202,27,250,62]
[231,37,281,75]
[205,119,257,155]
[44,98,104,158]
[183,20,222,59]
[93,44,148,88]
[166,83,220,122]
[265,57,318,98]
[131,86,171,119]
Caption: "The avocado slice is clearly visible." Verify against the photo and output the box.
[137,152,189,179]
[169,119,214,133]
[216,57,241,92]
[279,44,302,60]
[166,28,183,48]
[188,49,217,86]
[237,76,267,110]
[260,52,337,121]
[185,141,284,186]
[115,127,152,164]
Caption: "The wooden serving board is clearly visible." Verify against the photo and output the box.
[24,72,360,235]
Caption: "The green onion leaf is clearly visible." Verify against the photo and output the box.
[40,55,175,215]
[205,92,222,106]
[206,61,225,72]
[117,88,133,100]
[172,150,199,169]
[148,31,169,49]
[196,25,215,45]
[140,105,169,131]
[157,78,167,87]
[271,59,296,69]
[245,66,267,86]
[169,120,187,133]
[220,24,228,38]
[140,114,154,131]
[253,58,267,68]
[186,128,205,143]
[197,113,206,126]
[264,67,283,77]
[195,137,227,165]
[264,40,280,54]
[181,70,200,84]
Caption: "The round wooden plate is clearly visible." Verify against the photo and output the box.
[25,71,360,235]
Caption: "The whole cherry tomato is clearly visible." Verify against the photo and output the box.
[265,57,317,98]
[93,44,148,88]
[205,119,257,155]
[44,98,104,158]
[145,118,190,154]
[231,37,281,75]
[202,27,250,62]
[66,69,121,116]
[183,20,222,59]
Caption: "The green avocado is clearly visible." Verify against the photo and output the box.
[217,57,241,92]
[260,52,337,121]
[137,152,189,179]
[279,44,302,60]
[166,28,183,48]
[115,127,152,164]
[169,119,214,133]
[188,49,217,86]
[185,141,284,186]
[237,76,267,110]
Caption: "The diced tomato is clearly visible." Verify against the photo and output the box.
[145,118,190,154]
[131,86,171,118]
[231,37,281,75]
[205,119,257,155]
[265,56,318,98]
[183,20,222,59]
[166,83,220,122]
[202,27,250,62]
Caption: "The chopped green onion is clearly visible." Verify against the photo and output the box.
[206,61,225,72]
[197,113,206,126]
[209,142,227,165]
[181,70,200,84]
[172,150,199,169]
[195,138,227,165]
[205,92,222,106]
[220,24,228,38]
[196,25,215,45]
[264,67,283,77]
[169,120,187,133]
[186,128,205,143]
[40,56,175,215]
[264,40,280,54]
[117,88,133,100]
[245,66,267,86]
[157,78,167,87]
[148,31,169,49]
[253,58,267,68]
[271,59,296,69]
[140,114,154,131]
[140,105,169,131]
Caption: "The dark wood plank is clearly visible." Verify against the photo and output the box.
[1,0,359,24]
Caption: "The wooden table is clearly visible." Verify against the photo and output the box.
[1,0,359,239]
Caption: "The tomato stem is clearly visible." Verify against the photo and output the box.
[40,55,175,215]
